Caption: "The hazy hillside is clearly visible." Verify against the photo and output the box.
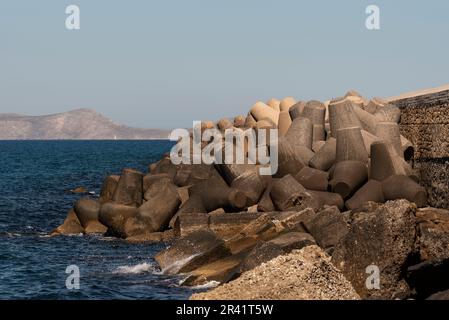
[0,109,170,140]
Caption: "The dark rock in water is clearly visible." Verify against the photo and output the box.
[50,209,84,235]
[69,187,88,194]
[406,259,449,300]
[99,175,119,204]
[345,179,385,211]
[240,232,316,273]
[294,167,329,192]
[415,207,449,261]
[426,289,449,300]
[137,177,181,232]
[382,175,427,208]
[271,174,320,212]
[113,168,144,207]
[332,200,417,299]
[98,202,138,238]
[74,197,107,234]
[303,206,348,251]
[154,230,231,275]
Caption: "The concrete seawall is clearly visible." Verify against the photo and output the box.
[387,84,449,208]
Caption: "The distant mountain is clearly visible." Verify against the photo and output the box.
[0,108,171,140]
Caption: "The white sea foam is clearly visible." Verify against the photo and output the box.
[161,253,200,275]
[190,281,221,290]
[113,262,156,275]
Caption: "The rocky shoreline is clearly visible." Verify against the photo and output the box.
[51,90,449,300]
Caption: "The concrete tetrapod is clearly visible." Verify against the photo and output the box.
[278,111,292,136]
[309,137,337,171]
[250,102,279,125]
[189,170,248,212]
[267,98,281,111]
[336,127,369,163]
[307,190,345,210]
[270,174,320,212]
[369,141,403,181]
[301,100,326,126]
[375,122,403,157]
[330,160,368,199]
[280,97,297,112]
[112,168,144,207]
[345,180,385,210]
[328,98,362,138]
[286,117,313,150]
[275,137,306,178]
[382,175,427,208]
[294,167,329,191]
[289,101,306,120]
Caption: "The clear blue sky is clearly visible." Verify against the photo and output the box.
[1,0,448,129]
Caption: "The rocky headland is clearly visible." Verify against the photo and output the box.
[51,88,449,300]
[0,108,170,140]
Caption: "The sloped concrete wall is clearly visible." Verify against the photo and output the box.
[388,85,449,208]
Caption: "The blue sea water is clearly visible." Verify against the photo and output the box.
[0,140,195,300]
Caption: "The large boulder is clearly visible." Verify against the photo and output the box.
[406,207,449,299]
[414,207,449,262]
[73,197,107,234]
[154,230,231,275]
[332,200,417,299]
[50,209,84,236]
[191,245,360,300]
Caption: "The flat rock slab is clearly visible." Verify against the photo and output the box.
[240,232,316,273]
[154,229,231,275]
